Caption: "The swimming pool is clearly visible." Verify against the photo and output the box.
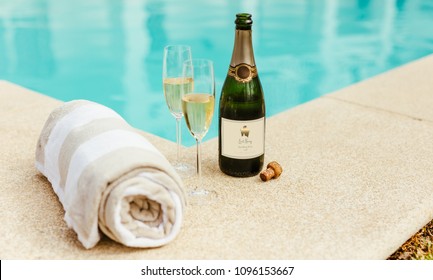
[1,0,433,146]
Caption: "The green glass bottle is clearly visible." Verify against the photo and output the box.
[219,13,265,177]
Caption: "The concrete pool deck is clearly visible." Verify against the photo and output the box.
[1,54,433,259]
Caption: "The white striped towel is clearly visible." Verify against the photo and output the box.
[35,100,186,249]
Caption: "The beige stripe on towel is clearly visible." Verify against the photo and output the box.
[36,100,90,167]
[58,118,131,189]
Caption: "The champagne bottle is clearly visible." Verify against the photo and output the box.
[219,13,265,177]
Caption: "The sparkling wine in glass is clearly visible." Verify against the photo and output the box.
[182,59,217,197]
[162,45,194,175]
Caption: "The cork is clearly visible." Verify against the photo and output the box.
[260,161,282,181]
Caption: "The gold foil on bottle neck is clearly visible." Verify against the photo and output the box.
[228,63,257,83]
[230,30,255,67]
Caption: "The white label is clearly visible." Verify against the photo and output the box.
[221,117,265,159]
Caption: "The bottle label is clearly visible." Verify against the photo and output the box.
[221,117,264,159]
[228,63,257,83]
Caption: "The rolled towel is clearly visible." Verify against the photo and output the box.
[35,100,186,249]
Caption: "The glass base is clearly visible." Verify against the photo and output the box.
[172,162,195,179]
[187,189,218,205]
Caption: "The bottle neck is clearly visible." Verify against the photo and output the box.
[230,29,255,67]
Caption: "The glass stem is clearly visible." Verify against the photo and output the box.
[196,137,202,179]
[175,117,181,163]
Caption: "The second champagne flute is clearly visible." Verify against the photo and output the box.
[182,59,217,197]
[162,45,193,175]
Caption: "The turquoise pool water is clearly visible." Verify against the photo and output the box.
[1,0,433,146]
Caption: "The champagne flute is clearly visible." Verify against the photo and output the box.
[182,59,217,197]
[162,45,193,174]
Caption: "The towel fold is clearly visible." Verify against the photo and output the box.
[35,100,186,249]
